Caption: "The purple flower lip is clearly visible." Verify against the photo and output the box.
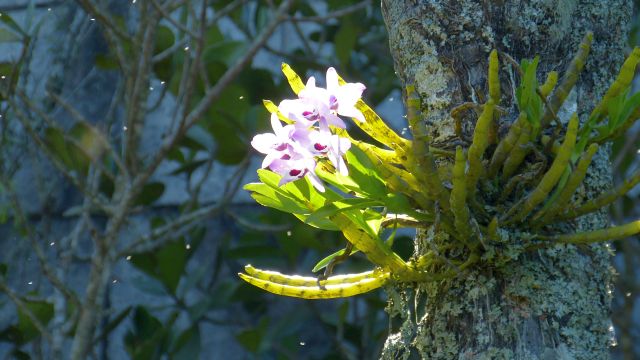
[302,110,319,121]
[251,67,366,192]
[329,95,338,110]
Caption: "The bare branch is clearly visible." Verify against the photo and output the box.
[135,0,294,189]
[7,97,111,213]
[75,0,131,40]
[0,175,82,310]
[14,91,118,184]
[151,0,200,40]
[119,201,223,256]
[288,0,371,22]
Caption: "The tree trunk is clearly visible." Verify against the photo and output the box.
[380,1,631,358]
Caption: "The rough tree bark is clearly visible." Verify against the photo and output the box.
[380,1,631,359]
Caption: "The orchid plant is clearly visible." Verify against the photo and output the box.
[240,38,640,299]
[240,64,431,299]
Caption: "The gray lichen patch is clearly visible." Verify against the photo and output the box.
[382,229,613,359]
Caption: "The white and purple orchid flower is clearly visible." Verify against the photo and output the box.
[251,68,365,191]
[299,67,366,122]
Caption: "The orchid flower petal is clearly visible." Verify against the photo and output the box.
[251,133,278,154]
[307,170,325,192]
[336,106,365,122]
[336,83,366,107]
[326,67,339,92]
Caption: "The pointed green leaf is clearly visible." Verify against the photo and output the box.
[312,247,358,272]
[17,299,53,343]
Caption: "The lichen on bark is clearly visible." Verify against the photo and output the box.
[380,1,631,358]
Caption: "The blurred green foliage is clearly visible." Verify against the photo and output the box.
[0,1,399,359]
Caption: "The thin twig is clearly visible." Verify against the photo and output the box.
[136,0,294,189]
[75,0,131,40]
[210,0,247,25]
[118,202,224,256]
[288,0,371,22]
[151,0,200,39]
[226,209,292,232]
[124,4,160,172]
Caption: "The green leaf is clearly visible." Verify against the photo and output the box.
[331,147,387,198]
[617,90,640,128]
[130,238,187,294]
[154,26,175,55]
[236,317,269,353]
[0,12,24,35]
[95,54,119,70]
[94,307,132,344]
[43,127,74,169]
[312,247,358,272]
[601,89,626,135]
[130,275,168,297]
[204,40,248,67]
[334,20,358,68]
[516,57,542,134]
[177,131,210,152]
[169,159,207,176]
[17,299,54,343]
[179,256,214,297]
[151,26,175,82]
[69,122,107,160]
[282,172,341,206]
[186,125,214,151]
[156,239,187,294]
[134,182,165,206]
[204,60,227,86]
[99,173,115,198]
[245,182,310,215]
[304,198,381,227]
[195,282,238,312]
[0,28,20,42]
[254,4,271,32]
[237,69,277,104]
[204,24,224,44]
[205,87,250,164]
[0,326,23,344]
[171,326,200,360]
[124,307,165,360]
[292,213,340,231]
[9,349,30,360]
